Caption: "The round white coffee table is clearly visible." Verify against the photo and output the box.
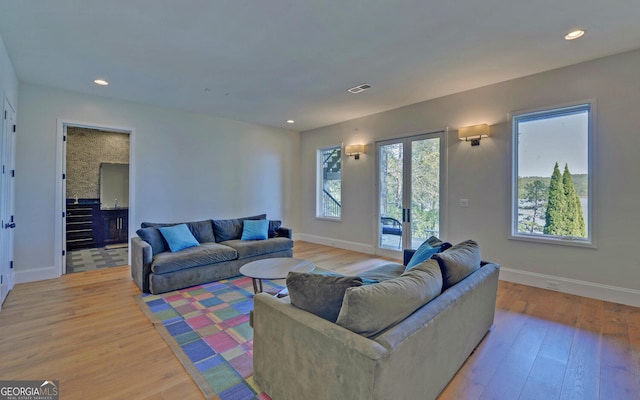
[240,257,315,294]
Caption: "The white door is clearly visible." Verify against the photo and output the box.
[61,125,67,274]
[0,97,16,307]
[376,132,444,257]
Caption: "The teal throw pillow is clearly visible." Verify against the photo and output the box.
[241,219,269,241]
[406,240,441,270]
[157,223,200,252]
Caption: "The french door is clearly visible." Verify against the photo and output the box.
[376,131,444,255]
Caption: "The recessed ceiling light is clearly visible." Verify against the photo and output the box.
[565,29,585,40]
[286,120,295,124]
[94,79,109,86]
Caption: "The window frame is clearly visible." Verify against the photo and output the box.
[316,143,343,221]
[510,100,596,248]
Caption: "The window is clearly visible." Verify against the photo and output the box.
[511,102,594,246]
[316,145,342,220]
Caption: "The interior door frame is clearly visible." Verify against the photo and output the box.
[55,119,135,276]
[375,129,448,258]
[0,95,16,307]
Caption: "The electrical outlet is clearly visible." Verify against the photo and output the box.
[459,199,469,207]
[546,280,560,291]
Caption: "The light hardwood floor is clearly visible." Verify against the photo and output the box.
[0,241,638,399]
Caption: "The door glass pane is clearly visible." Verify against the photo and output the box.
[410,137,440,249]
[318,146,342,219]
[379,143,404,249]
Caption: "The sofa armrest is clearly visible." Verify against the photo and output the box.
[253,294,387,400]
[276,226,292,239]
[130,236,153,293]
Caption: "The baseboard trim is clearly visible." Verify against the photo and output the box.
[295,233,375,255]
[15,266,60,284]
[500,267,640,308]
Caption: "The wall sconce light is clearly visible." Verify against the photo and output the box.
[345,144,365,160]
[458,124,490,146]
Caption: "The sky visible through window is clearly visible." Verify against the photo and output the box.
[514,105,590,240]
[518,111,588,177]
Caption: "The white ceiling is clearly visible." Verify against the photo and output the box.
[1,1,639,131]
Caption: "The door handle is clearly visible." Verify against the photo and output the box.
[401,208,411,223]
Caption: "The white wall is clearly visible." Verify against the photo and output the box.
[300,49,640,306]
[15,84,300,280]
[0,34,18,106]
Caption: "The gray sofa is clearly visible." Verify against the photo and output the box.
[253,240,499,400]
[130,214,293,294]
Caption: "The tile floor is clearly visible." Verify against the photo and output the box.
[66,246,128,273]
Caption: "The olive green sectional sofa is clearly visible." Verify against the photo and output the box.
[130,214,293,294]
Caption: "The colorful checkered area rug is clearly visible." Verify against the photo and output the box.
[135,276,284,400]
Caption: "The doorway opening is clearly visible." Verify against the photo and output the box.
[56,122,133,275]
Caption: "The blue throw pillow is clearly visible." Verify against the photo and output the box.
[405,241,441,270]
[241,219,269,241]
[157,224,200,252]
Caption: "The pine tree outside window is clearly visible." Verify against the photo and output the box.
[511,102,595,247]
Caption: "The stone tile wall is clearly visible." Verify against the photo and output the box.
[66,127,129,200]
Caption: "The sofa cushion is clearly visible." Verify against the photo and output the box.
[187,220,216,243]
[432,240,481,290]
[336,259,443,338]
[311,269,378,285]
[241,219,269,241]
[287,272,363,322]
[158,224,200,252]
[268,220,282,238]
[151,242,238,274]
[136,227,168,255]
[141,219,215,243]
[213,214,267,242]
[358,262,405,282]
[220,237,293,259]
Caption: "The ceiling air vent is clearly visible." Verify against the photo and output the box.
[348,84,371,94]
